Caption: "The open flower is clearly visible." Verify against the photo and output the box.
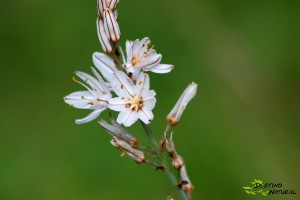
[64,69,111,124]
[108,71,156,127]
[124,37,174,80]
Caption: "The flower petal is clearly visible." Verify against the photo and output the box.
[64,91,96,109]
[143,98,156,110]
[148,64,174,74]
[108,97,127,112]
[143,90,156,101]
[126,40,133,63]
[117,109,139,127]
[93,52,117,81]
[137,54,162,69]
[90,67,111,95]
[138,108,154,124]
[75,71,106,95]
[97,17,112,54]
[110,71,136,98]
[103,8,121,43]
[75,107,106,124]
[135,72,149,97]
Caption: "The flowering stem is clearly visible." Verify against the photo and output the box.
[140,121,189,200]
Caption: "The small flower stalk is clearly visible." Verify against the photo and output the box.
[64,1,198,200]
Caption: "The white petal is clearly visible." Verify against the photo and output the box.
[96,17,113,54]
[138,37,151,58]
[143,98,156,110]
[137,54,162,69]
[143,90,156,101]
[135,72,149,96]
[90,67,111,95]
[103,8,121,43]
[64,91,96,109]
[138,108,154,124]
[126,40,133,63]
[108,97,127,112]
[110,71,136,98]
[117,109,139,127]
[93,52,117,81]
[148,64,174,74]
[75,71,106,94]
[75,108,106,124]
[131,38,141,57]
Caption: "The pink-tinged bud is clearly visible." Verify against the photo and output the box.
[111,137,145,164]
[167,82,197,126]
[172,155,184,169]
[179,166,194,194]
[103,8,121,43]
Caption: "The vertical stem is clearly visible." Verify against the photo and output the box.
[140,121,189,200]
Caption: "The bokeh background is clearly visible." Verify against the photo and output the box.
[0,0,299,199]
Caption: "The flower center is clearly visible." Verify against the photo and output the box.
[126,96,143,111]
[132,58,139,66]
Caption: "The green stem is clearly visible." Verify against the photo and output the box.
[140,121,189,200]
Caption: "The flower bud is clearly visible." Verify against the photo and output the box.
[103,8,121,43]
[179,166,194,194]
[111,137,145,163]
[167,82,197,126]
[172,155,184,169]
[96,17,113,54]
[165,134,176,158]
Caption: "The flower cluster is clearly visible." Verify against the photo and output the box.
[64,0,174,127]
[64,1,198,199]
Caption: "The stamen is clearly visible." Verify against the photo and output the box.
[72,76,78,83]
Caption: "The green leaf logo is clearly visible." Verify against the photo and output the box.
[243,179,269,196]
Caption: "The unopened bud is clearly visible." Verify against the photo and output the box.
[172,155,184,169]
[179,166,194,194]
[111,137,145,163]
[96,17,113,54]
[97,0,119,17]
[167,82,197,126]
[165,134,176,158]
[159,132,167,151]
[103,8,121,43]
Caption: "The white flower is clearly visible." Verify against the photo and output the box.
[166,82,197,126]
[64,69,111,124]
[108,71,156,127]
[124,37,174,80]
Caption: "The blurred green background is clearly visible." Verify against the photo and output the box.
[0,0,299,199]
